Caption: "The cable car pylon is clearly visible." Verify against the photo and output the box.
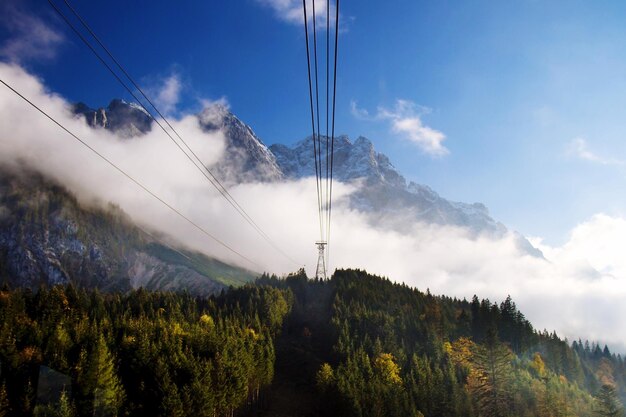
[315,241,327,280]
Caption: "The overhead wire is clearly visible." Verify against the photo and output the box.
[302,0,325,241]
[312,0,325,242]
[0,78,260,269]
[325,0,330,243]
[48,0,301,267]
[324,0,330,267]
[326,0,340,271]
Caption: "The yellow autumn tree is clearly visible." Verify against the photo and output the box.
[374,353,402,386]
[316,363,336,391]
[530,352,547,378]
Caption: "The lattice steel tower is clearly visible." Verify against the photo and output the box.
[315,241,327,280]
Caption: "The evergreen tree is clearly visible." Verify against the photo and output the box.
[79,335,125,417]
[316,363,335,391]
[468,327,514,417]
[594,384,624,417]
[57,390,75,417]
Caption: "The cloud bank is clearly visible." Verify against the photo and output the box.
[1,62,625,352]
[351,99,449,157]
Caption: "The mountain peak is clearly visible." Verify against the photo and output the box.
[271,134,401,186]
[73,98,152,138]
[70,98,517,245]
[197,104,283,183]
[198,103,231,130]
[108,98,126,108]
[354,135,373,148]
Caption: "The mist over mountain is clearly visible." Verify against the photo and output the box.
[72,99,524,241]
[72,98,541,258]
[1,92,547,290]
[271,135,543,257]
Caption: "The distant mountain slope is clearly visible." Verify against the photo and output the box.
[71,99,508,233]
[72,99,283,183]
[69,99,541,253]
[271,136,506,235]
[0,169,255,293]
[73,99,153,138]
[198,104,284,183]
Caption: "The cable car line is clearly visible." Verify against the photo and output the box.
[302,0,325,242]
[312,0,325,236]
[325,0,331,251]
[303,0,340,278]
[327,0,340,270]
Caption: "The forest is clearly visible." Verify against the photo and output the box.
[0,269,624,416]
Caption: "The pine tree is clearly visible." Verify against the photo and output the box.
[160,378,184,417]
[57,389,75,417]
[79,335,125,417]
[594,384,624,417]
[316,363,336,391]
[468,327,514,417]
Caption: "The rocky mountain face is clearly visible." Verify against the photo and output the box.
[72,99,153,138]
[72,100,283,183]
[197,104,283,183]
[271,135,541,255]
[0,169,254,293]
[271,136,505,234]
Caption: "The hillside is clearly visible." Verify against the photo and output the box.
[0,269,623,416]
[0,168,255,293]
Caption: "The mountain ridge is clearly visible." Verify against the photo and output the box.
[270,135,506,233]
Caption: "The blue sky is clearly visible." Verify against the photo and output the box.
[3,0,626,244]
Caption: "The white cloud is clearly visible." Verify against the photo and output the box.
[0,5,65,63]
[256,0,335,27]
[349,99,370,119]
[1,62,626,353]
[533,214,626,279]
[567,137,623,166]
[151,73,182,115]
[328,212,626,353]
[351,99,449,157]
